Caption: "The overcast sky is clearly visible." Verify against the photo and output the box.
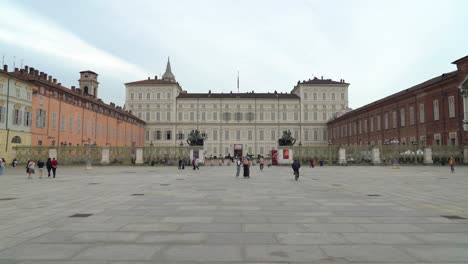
[1,0,467,109]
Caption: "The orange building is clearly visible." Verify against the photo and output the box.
[10,66,145,147]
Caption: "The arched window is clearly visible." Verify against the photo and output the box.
[11,136,21,143]
[84,86,89,95]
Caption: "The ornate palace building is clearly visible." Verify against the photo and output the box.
[126,59,349,157]
[5,65,145,147]
[327,55,468,147]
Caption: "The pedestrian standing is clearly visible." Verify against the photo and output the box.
[292,159,301,181]
[309,158,314,168]
[12,158,17,167]
[46,158,52,177]
[51,158,58,178]
[235,158,241,177]
[37,159,44,178]
[259,157,265,171]
[27,160,35,179]
[178,158,183,169]
[243,157,250,178]
[0,158,5,176]
[449,157,455,173]
[195,158,200,170]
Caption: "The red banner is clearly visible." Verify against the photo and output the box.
[283,149,289,159]
[272,150,278,165]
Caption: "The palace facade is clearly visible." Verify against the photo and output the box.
[327,55,468,147]
[126,59,349,157]
[5,65,145,148]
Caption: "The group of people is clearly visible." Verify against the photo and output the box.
[25,158,59,179]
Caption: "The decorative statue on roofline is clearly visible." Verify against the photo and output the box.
[187,129,205,146]
[278,130,296,146]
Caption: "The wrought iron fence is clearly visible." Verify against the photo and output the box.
[291,146,339,165]
[13,146,49,164]
[57,146,101,165]
[380,144,425,165]
[143,146,190,166]
[345,145,373,165]
[432,145,464,165]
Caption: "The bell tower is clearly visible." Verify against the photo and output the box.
[79,70,99,98]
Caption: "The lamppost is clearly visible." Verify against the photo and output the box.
[328,140,332,165]
[391,139,399,169]
[298,142,302,162]
[85,138,92,170]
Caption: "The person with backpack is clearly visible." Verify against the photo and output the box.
[449,157,455,173]
[46,158,52,177]
[292,159,301,181]
[259,157,265,171]
[26,159,36,179]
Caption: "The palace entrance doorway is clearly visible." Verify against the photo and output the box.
[234,144,243,158]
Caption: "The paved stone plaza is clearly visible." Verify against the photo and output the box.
[0,165,467,264]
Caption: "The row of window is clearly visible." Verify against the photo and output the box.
[0,106,32,126]
[130,92,172,100]
[145,129,327,142]
[332,97,456,139]
[303,92,345,101]
[0,83,32,101]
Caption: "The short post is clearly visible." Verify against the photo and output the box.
[338,147,346,165]
[101,147,110,165]
[424,147,433,164]
[135,148,143,164]
[372,147,381,165]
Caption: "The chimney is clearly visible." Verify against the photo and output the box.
[2,65,7,71]
[57,83,61,86]
[147,77,150,80]
[14,67,19,72]
[20,69,24,74]
[154,75,157,80]
[29,67,34,74]
[39,72,44,78]
[24,65,29,72]
[71,86,75,91]
[53,78,57,84]
[48,76,52,82]
[44,73,48,80]
[321,76,323,80]
[34,70,39,76]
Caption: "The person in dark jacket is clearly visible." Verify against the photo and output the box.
[292,159,301,181]
[46,158,52,177]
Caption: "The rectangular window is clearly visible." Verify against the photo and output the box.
[146,93,150,100]
[384,113,388,130]
[271,112,275,121]
[77,118,81,134]
[130,93,134,100]
[167,92,171,99]
[341,93,344,100]
[400,108,405,127]
[190,112,194,121]
[178,112,182,121]
[433,100,439,121]
[271,130,276,141]
[260,112,264,121]
[0,106,5,123]
[36,109,46,128]
[225,130,229,140]
[156,112,160,121]
[61,114,66,131]
[409,106,415,125]
[138,93,142,99]
[259,130,264,140]
[305,130,309,141]
[51,113,56,129]
[358,120,362,134]
[26,92,31,101]
[419,103,425,123]
[377,115,381,131]
[0,83,3,94]
[213,130,218,140]
[294,112,298,121]
[16,88,20,99]
[370,117,374,132]
[314,130,318,141]
[323,112,326,120]
[202,112,206,121]
[364,119,367,133]
[314,112,317,120]
[69,116,73,132]
[304,112,308,121]
[322,93,326,100]
[282,112,286,120]
[392,111,397,128]
[91,122,95,136]
[236,130,240,140]
[304,93,308,99]
[156,130,161,140]
[248,131,252,140]
[145,131,150,141]
[146,112,150,121]
[332,93,335,100]
[213,112,217,121]
[313,93,317,100]
[84,120,88,136]
[157,93,160,99]
[167,112,171,121]
[449,96,455,118]
[23,111,31,126]
[166,130,171,140]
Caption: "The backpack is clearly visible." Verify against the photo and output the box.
[243,159,249,166]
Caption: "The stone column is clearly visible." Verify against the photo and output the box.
[135,148,143,164]
[424,147,433,164]
[49,148,57,159]
[338,147,346,165]
[372,147,381,165]
[464,146,468,164]
[101,147,110,165]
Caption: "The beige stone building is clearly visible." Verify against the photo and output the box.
[125,59,349,157]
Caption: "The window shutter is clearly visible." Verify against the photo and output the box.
[18,110,23,125]
[42,110,46,128]
[23,111,27,126]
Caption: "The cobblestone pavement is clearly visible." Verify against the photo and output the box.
[0,165,467,263]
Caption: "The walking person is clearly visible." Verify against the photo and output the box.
[259,157,265,171]
[449,157,455,173]
[195,158,200,170]
[26,159,35,179]
[235,158,241,177]
[51,158,58,178]
[0,158,5,176]
[37,159,44,178]
[192,158,196,170]
[243,157,250,178]
[178,158,183,170]
[46,158,52,177]
[309,158,314,168]
[292,159,300,181]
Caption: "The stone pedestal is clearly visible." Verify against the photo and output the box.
[277,148,293,165]
[338,148,346,165]
[424,147,433,164]
[372,147,381,165]
[101,147,110,165]
[464,146,468,164]
[135,148,143,164]
[49,148,57,159]
[190,147,205,164]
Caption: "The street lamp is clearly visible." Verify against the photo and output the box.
[390,139,399,169]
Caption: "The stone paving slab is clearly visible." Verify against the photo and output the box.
[0,165,467,263]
